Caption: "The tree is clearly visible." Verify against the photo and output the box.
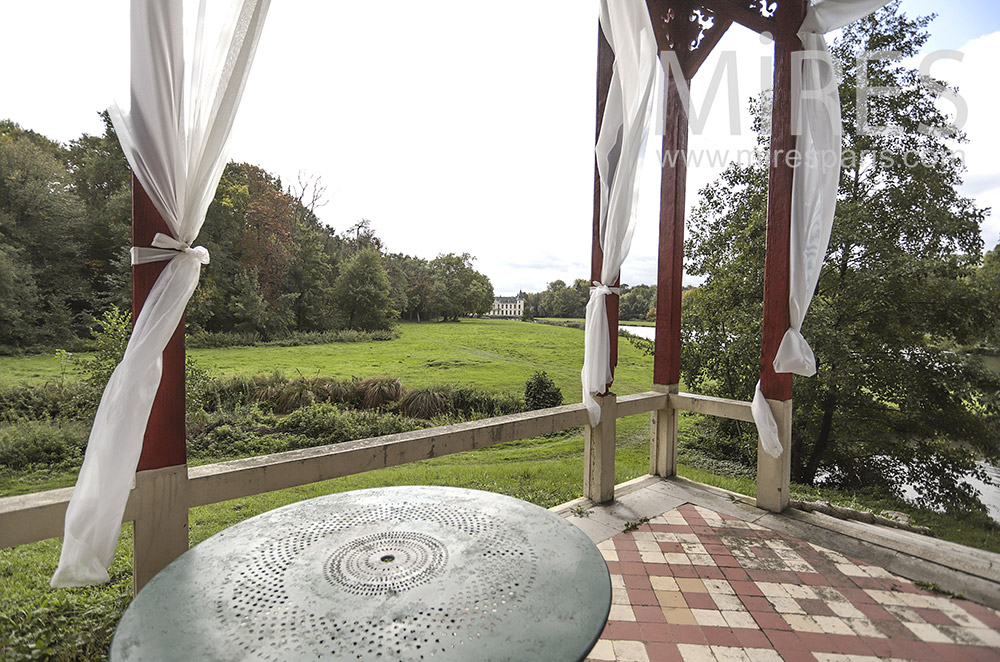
[430,253,494,321]
[681,2,999,513]
[333,247,396,331]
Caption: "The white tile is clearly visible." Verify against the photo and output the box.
[783,614,824,633]
[677,533,700,543]
[588,639,616,661]
[664,553,692,565]
[903,622,952,643]
[677,643,717,662]
[756,582,789,598]
[635,539,661,552]
[610,574,626,589]
[897,592,932,609]
[835,563,868,577]
[650,576,679,591]
[940,608,986,629]
[968,627,1000,646]
[612,588,631,605]
[767,596,805,614]
[681,542,708,555]
[884,605,921,623]
[865,590,906,606]
[692,609,729,627]
[813,616,855,636]
[609,604,636,622]
[597,539,616,550]
[744,650,783,662]
[640,551,667,564]
[689,554,715,566]
[702,579,734,595]
[861,565,896,579]
[612,640,650,662]
[846,618,887,638]
[632,531,656,541]
[710,646,751,662]
[827,601,865,619]
[783,584,817,600]
[653,531,678,542]
[711,594,746,611]
[722,610,759,629]
[601,549,619,562]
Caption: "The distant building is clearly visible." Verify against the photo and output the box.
[489,292,525,319]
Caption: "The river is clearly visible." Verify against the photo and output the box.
[620,324,1000,523]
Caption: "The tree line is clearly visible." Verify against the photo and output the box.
[522,280,691,321]
[0,114,493,351]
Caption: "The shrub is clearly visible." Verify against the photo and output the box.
[355,376,403,409]
[524,371,563,410]
[277,403,424,444]
[450,386,524,418]
[0,421,90,472]
[401,387,452,419]
[0,382,96,423]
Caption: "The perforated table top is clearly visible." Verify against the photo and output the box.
[111,486,611,662]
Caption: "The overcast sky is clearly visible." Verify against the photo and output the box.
[2,1,998,294]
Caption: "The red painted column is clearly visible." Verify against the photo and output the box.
[591,21,619,391]
[760,1,806,402]
[653,67,689,387]
[132,175,187,470]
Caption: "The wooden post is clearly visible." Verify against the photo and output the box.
[585,394,617,503]
[651,385,678,477]
[131,175,189,592]
[757,0,806,513]
[584,21,619,503]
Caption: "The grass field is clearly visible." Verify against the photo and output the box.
[0,319,655,398]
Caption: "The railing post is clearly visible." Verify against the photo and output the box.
[756,399,792,512]
[584,394,616,503]
[650,385,677,477]
[131,176,189,592]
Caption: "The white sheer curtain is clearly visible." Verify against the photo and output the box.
[52,0,269,588]
[582,0,661,426]
[752,0,889,457]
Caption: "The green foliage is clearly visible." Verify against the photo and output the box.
[0,421,89,472]
[429,253,494,320]
[400,386,451,419]
[355,375,404,409]
[74,306,131,390]
[333,247,397,331]
[524,371,563,410]
[680,3,1000,513]
[276,403,425,444]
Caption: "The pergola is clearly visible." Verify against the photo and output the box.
[40,0,888,591]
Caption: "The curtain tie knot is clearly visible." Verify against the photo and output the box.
[590,281,620,297]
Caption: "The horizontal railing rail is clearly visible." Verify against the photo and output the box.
[7,390,756,551]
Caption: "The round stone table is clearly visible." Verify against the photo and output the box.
[111,486,611,661]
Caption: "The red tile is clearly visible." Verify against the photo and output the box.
[615,536,638,551]
[704,543,728,555]
[796,632,839,654]
[734,628,772,649]
[861,636,894,658]
[670,624,706,645]
[969,646,1000,662]
[698,535,722,545]
[644,641,682,662]
[722,567,749,581]
[740,596,773,612]
[638,622,672,643]
[624,574,652,590]
[892,638,939,661]
[627,589,658,606]
[646,564,674,577]
[701,626,739,647]
[927,642,978,662]
[751,546,780,559]
[618,550,642,563]
[729,580,764,597]
[957,600,1000,630]
[695,566,726,580]
[914,607,956,626]
[753,612,791,630]
[671,565,698,578]
[658,542,683,553]
[684,593,717,610]
[690,525,714,536]
[633,605,666,623]
[604,561,622,575]
[765,629,805,650]
[798,598,835,616]
[892,581,922,594]
[855,602,895,621]
[837,587,873,603]
[798,572,829,586]
[747,569,789,583]
[605,621,642,640]
[829,634,873,656]
[619,562,646,576]
[666,525,693,534]
[713,555,743,568]
[849,576,885,590]
[778,650,817,662]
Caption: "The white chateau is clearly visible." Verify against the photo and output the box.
[489,292,525,319]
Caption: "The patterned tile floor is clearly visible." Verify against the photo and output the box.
[585,503,1000,662]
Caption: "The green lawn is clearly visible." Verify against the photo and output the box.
[0,319,655,398]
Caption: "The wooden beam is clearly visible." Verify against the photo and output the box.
[592,19,620,390]
[759,0,805,402]
[132,175,187,471]
[682,17,732,79]
[653,60,689,387]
